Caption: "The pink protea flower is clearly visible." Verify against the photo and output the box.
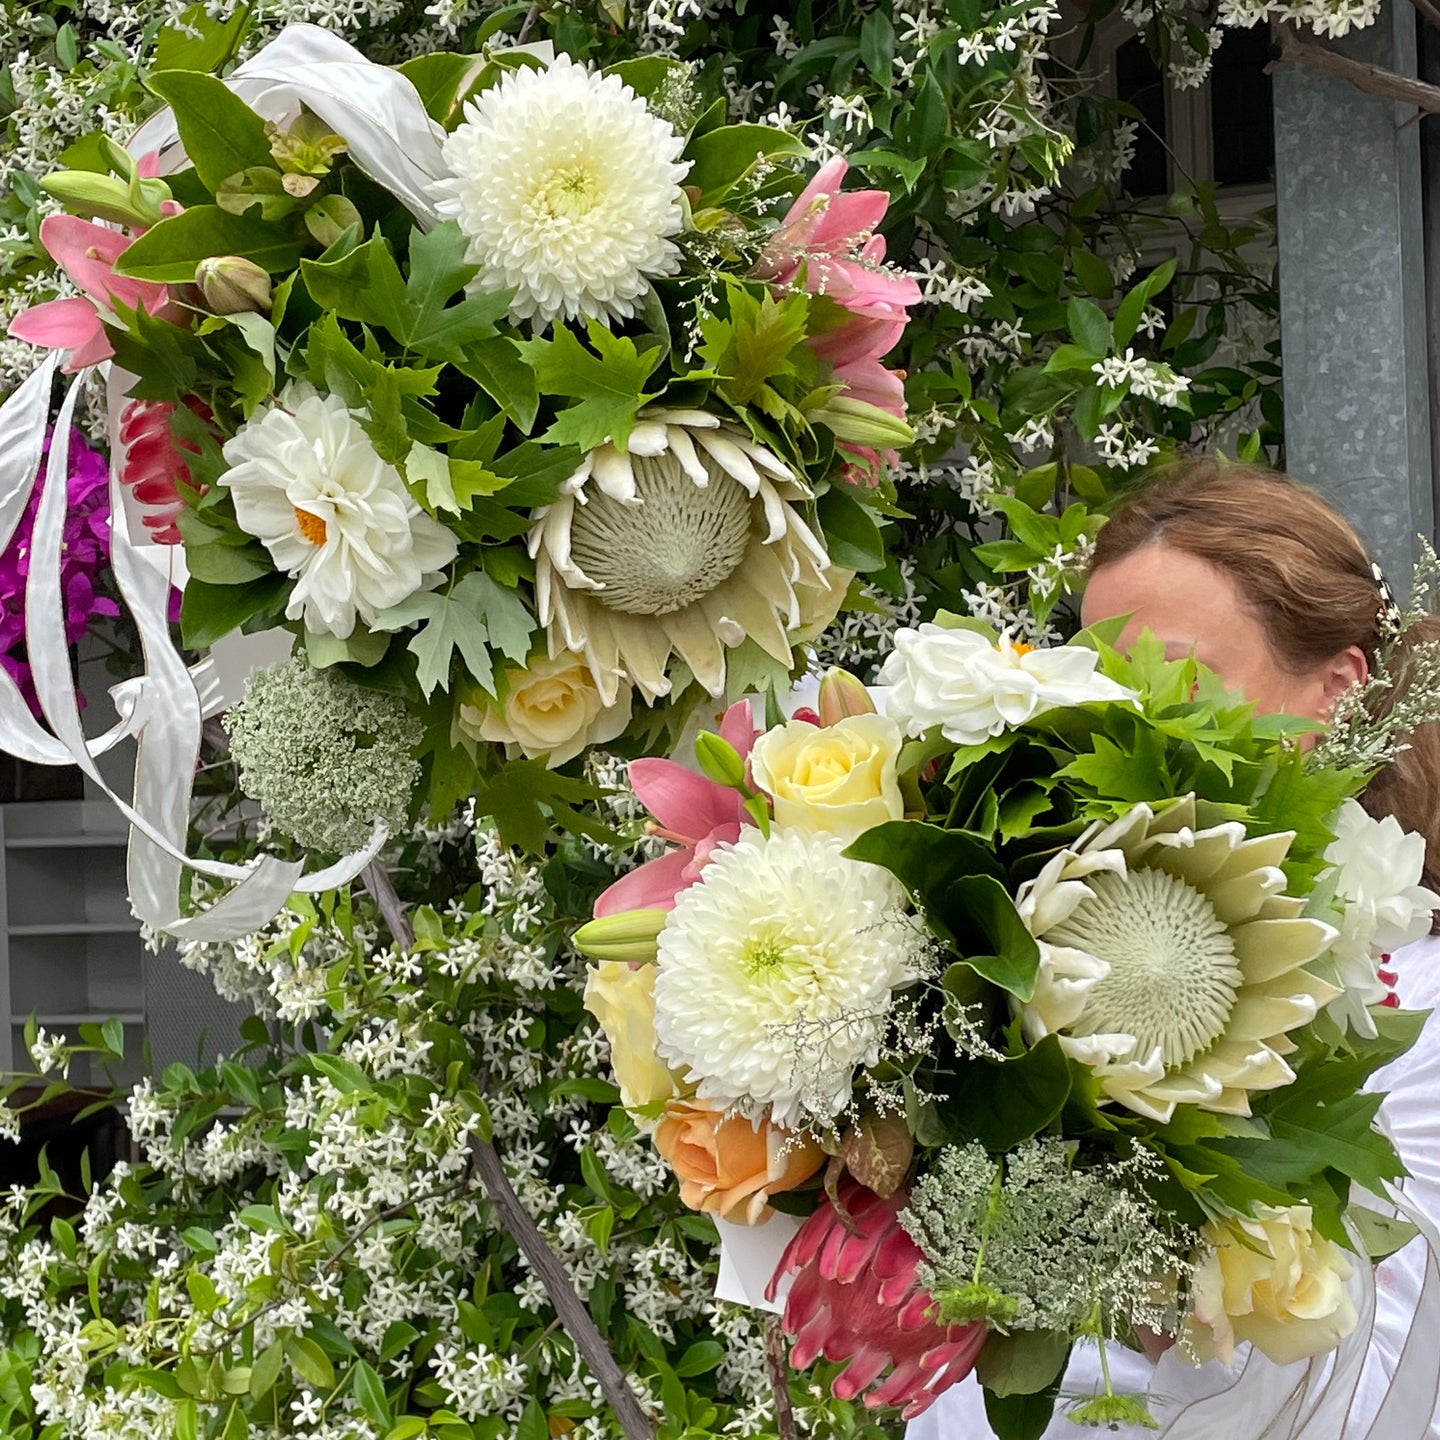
[116,398,212,546]
[768,1175,987,1420]
[9,214,185,372]
[593,700,759,917]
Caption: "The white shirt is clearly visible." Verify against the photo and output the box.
[908,933,1440,1440]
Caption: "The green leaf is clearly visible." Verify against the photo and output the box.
[817,485,886,572]
[286,1336,335,1390]
[699,285,809,407]
[675,1340,726,1377]
[1043,342,1103,374]
[517,321,664,451]
[371,571,534,697]
[948,1033,1072,1149]
[473,760,613,851]
[684,125,809,202]
[397,51,489,126]
[1071,247,1114,299]
[859,9,896,79]
[455,336,539,432]
[983,1377,1061,1440]
[300,225,511,362]
[115,206,305,283]
[146,71,274,193]
[180,574,288,649]
[351,1360,391,1428]
[940,874,1043,1001]
[1066,296,1112,357]
[154,4,252,74]
[975,1329,1070,1398]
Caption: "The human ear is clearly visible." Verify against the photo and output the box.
[1319,645,1370,715]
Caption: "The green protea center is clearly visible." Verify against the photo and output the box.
[1047,867,1243,1068]
[528,408,835,706]
[566,451,754,616]
[1015,796,1341,1123]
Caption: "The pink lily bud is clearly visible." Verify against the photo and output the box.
[818,668,877,726]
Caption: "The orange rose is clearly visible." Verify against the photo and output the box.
[653,1099,825,1226]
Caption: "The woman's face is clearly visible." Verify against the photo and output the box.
[1080,542,1366,722]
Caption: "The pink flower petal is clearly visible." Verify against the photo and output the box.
[593,848,693,917]
[7,296,105,354]
[630,757,745,839]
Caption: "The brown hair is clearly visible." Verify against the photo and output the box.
[1092,457,1440,896]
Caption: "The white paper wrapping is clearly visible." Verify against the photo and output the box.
[714,1213,800,1315]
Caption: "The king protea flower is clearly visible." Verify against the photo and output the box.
[1017,795,1340,1122]
[768,1176,987,1419]
[529,408,836,704]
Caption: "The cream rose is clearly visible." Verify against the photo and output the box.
[459,652,632,767]
[582,961,685,1127]
[1187,1204,1357,1366]
[749,713,904,843]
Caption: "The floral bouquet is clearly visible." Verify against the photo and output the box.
[2,25,917,876]
[576,620,1440,1435]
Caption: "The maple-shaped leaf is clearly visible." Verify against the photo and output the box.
[371,571,535,697]
[517,319,664,451]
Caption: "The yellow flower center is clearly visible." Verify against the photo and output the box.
[538,164,598,219]
[743,929,793,976]
[1048,866,1243,1068]
[1002,641,1036,657]
[294,507,328,546]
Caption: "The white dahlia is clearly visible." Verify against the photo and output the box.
[223,386,458,640]
[879,624,1136,746]
[1321,799,1439,1036]
[651,829,923,1129]
[430,55,689,327]
[528,408,836,704]
[1017,795,1339,1122]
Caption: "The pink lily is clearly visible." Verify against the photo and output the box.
[594,701,760,917]
[9,215,183,372]
[755,156,921,332]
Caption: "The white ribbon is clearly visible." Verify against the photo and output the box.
[127,24,449,228]
[0,360,384,941]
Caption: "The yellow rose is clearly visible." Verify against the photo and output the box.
[749,713,904,842]
[1186,1204,1357,1366]
[458,653,632,767]
[653,1098,826,1225]
[582,961,685,1128]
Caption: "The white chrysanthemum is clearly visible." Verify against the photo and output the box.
[879,624,1137,745]
[1017,795,1339,1123]
[429,55,689,326]
[1321,799,1439,1036]
[529,407,837,704]
[223,386,458,640]
[651,829,922,1128]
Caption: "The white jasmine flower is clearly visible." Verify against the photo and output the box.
[1322,799,1439,1035]
[430,55,689,327]
[651,829,923,1127]
[223,386,457,640]
[1017,795,1339,1122]
[528,408,835,704]
[879,623,1136,745]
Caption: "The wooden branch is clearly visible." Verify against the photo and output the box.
[362,861,415,950]
[471,1137,657,1440]
[517,2,542,42]
[360,855,653,1440]
[764,1318,799,1440]
[1270,20,1440,114]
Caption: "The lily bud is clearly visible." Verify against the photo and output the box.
[195,256,273,316]
[813,395,915,449]
[40,169,170,229]
[817,667,877,726]
[694,730,748,791]
[572,908,669,963]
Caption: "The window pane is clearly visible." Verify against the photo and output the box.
[1115,36,1169,197]
[1210,25,1275,185]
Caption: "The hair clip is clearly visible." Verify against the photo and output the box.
[1372,560,1406,636]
